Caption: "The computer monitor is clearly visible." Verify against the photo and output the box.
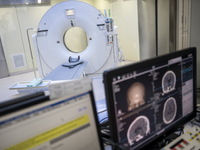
[0,92,49,116]
[103,47,197,149]
[0,80,104,150]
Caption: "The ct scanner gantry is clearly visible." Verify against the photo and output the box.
[33,0,123,80]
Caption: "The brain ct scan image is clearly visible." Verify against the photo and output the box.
[127,82,145,111]
[162,71,176,93]
[127,116,150,145]
[163,97,177,124]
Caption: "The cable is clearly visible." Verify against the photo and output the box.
[35,34,46,77]
[26,28,38,78]
[99,117,108,124]
[102,137,129,150]
[35,34,54,77]
[97,109,107,114]
[159,127,184,148]
[114,33,125,62]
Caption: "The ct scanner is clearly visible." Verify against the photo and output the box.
[33,0,123,80]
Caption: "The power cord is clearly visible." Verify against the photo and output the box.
[99,117,108,124]
[35,34,54,77]
[102,137,129,150]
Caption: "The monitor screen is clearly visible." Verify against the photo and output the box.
[103,47,197,149]
[0,84,103,150]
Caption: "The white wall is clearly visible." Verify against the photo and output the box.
[0,0,140,75]
[0,7,27,74]
[94,0,140,61]
[111,0,139,61]
[0,5,50,74]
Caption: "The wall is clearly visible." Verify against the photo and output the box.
[0,36,9,78]
[157,0,170,55]
[0,5,50,75]
[94,0,112,14]
[95,0,140,61]
[138,0,157,60]
[190,0,200,88]
[111,0,139,61]
[0,0,140,75]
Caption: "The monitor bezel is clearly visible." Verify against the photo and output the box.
[89,90,105,150]
[103,47,197,149]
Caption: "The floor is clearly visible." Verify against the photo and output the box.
[0,71,40,103]
[0,60,134,103]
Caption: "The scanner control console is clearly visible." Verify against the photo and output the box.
[161,125,200,150]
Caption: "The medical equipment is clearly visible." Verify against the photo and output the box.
[33,1,123,80]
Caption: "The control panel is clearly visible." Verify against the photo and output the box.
[161,125,200,150]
